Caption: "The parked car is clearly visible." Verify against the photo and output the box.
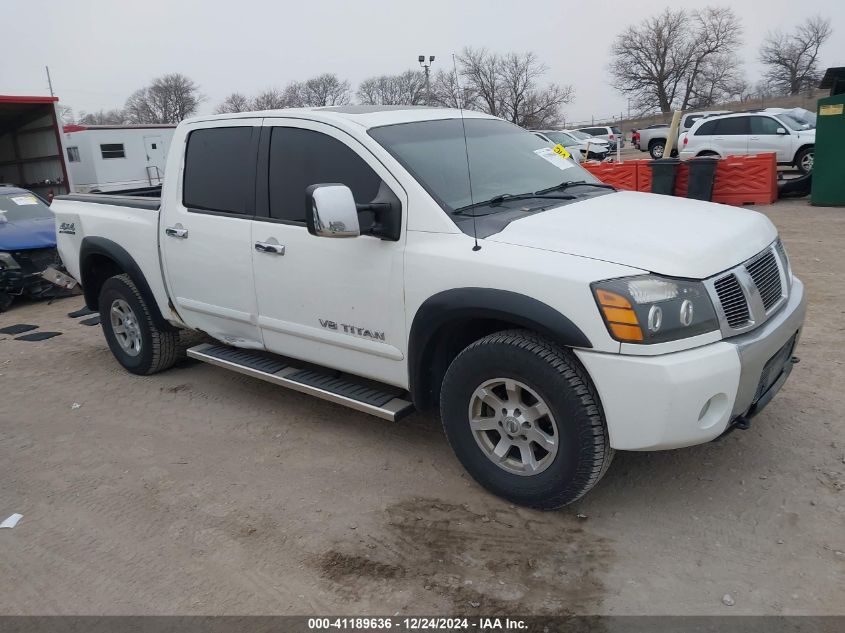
[532,132,581,163]
[532,130,607,161]
[574,125,624,150]
[53,106,806,509]
[564,130,611,157]
[637,112,730,159]
[679,111,816,173]
[0,186,75,311]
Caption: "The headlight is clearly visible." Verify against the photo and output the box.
[592,275,719,344]
[0,252,20,271]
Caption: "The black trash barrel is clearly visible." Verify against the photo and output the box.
[686,157,719,201]
[649,158,681,196]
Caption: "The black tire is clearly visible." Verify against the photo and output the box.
[439,329,613,509]
[98,274,180,375]
[649,141,665,159]
[795,146,814,174]
[698,150,720,158]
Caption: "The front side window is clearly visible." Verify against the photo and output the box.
[715,117,750,135]
[100,143,125,159]
[67,147,81,162]
[369,118,599,214]
[750,116,783,135]
[268,127,384,223]
[183,127,254,214]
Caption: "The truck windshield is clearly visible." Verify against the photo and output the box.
[369,118,600,214]
[0,192,53,223]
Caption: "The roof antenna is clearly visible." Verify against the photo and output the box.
[452,53,480,252]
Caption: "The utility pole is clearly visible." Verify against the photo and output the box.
[45,66,54,97]
[418,55,435,105]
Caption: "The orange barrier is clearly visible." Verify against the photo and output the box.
[581,153,778,205]
[580,160,638,191]
[712,153,778,206]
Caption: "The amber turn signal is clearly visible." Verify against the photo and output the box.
[595,289,644,342]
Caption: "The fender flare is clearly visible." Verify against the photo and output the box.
[79,236,172,330]
[407,287,592,407]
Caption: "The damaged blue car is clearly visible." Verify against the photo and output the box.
[0,185,75,311]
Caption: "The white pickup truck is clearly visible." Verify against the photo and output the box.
[53,106,806,509]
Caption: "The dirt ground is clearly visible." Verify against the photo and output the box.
[1,198,843,616]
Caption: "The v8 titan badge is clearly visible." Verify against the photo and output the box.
[552,143,571,159]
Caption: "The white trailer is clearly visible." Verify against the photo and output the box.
[62,124,176,193]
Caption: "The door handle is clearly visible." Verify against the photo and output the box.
[165,226,188,239]
[255,241,285,255]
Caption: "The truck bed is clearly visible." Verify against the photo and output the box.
[51,193,177,325]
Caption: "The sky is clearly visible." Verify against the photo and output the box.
[2,0,843,124]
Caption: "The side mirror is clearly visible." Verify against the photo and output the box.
[776,127,787,135]
[305,184,360,238]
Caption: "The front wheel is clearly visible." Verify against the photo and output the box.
[795,147,814,174]
[99,274,181,375]
[439,330,613,509]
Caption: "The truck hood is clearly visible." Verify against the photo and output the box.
[486,191,777,279]
[0,215,57,251]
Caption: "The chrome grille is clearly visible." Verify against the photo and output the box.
[713,273,751,328]
[746,250,782,310]
[706,240,791,337]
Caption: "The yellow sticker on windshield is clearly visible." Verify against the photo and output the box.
[552,144,571,159]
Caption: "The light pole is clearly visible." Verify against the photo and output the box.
[418,55,435,105]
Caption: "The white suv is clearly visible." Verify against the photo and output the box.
[574,125,624,150]
[680,111,815,173]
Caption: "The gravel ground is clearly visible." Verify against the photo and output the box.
[0,197,843,616]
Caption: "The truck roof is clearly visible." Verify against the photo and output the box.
[182,105,497,130]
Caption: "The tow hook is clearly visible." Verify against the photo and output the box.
[715,415,750,441]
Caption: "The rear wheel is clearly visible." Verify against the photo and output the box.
[698,150,720,158]
[649,141,665,159]
[99,274,180,375]
[795,147,814,174]
[439,330,613,509]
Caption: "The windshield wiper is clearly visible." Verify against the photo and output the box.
[453,192,574,215]
[535,180,616,195]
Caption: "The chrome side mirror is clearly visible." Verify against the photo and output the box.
[305,184,360,238]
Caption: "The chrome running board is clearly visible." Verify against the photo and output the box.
[187,343,414,422]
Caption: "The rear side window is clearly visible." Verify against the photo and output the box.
[183,127,255,214]
[715,117,750,135]
[268,127,383,223]
[611,127,621,134]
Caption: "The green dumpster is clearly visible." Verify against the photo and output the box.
[812,67,845,207]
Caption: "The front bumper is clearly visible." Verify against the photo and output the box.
[576,277,806,450]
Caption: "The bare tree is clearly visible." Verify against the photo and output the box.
[357,71,426,105]
[609,7,743,113]
[303,73,351,106]
[77,108,127,125]
[497,51,573,127]
[250,88,288,110]
[125,73,204,123]
[214,92,250,114]
[440,48,572,127]
[760,16,832,95]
